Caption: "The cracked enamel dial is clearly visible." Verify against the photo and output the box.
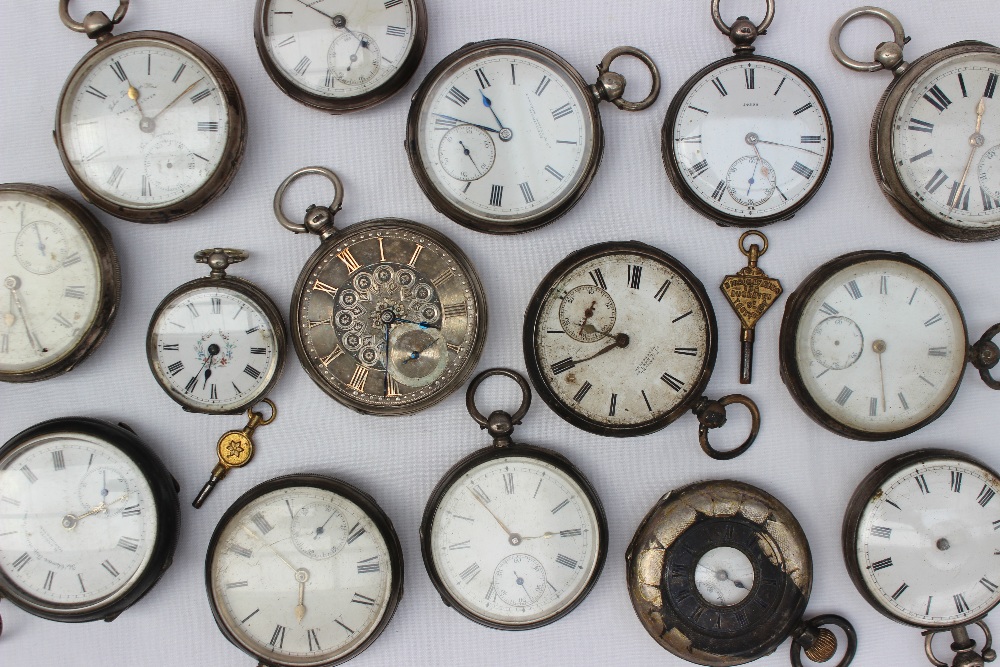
[56,35,244,221]
[208,478,401,666]
[259,0,419,102]
[409,41,596,232]
[425,454,603,628]
[291,222,486,415]
[148,285,282,413]
[665,58,832,226]
[0,428,158,609]
[525,242,713,436]
[846,451,1000,628]
[0,187,114,380]
[890,51,1000,230]
[782,253,967,439]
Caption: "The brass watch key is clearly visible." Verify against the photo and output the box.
[193,399,276,508]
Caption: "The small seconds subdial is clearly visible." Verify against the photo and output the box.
[291,501,350,560]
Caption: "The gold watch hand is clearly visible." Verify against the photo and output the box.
[62,494,129,530]
[295,578,307,624]
[951,97,987,212]
[468,487,514,537]
[520,532,556,540]
[241,526,299,573]
[152,77,205,120]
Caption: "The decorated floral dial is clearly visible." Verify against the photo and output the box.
[668,59,831,223]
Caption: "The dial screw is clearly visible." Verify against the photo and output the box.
[803,628,838,663]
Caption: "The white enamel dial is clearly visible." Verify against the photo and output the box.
[531,250,711,429]
[149,285,280,412]
[59,39,230,209]
[670,60,831,220]
[0,431,158,607]
[0,191,102,374]
[693,546,755,607]
[792,257,966,434]
[415,46,595,226]
[428,455,601,625]
[855,457,1000,626]
[210,484,395,664]
[262,0,417,98]
[892,52,1000,229]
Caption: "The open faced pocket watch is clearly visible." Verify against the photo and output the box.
[406,40,660,234]
[0,183,120,383]
[254,0,427,113]
[662,0,834,227]
[53,0,247,223]
[831,7,1000,242]
[420,368,607,630]
[206,474,403,666]
[147,248,285,415]
[843,449,1000,666]
[523,241,760,459]
[0,417,180,631]
[276,166,487,415]
[627,480,857,667]
[778,250,1000,441]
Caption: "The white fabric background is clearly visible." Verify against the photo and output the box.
[1,1,999,665]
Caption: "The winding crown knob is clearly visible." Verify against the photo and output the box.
[804,628,838,663]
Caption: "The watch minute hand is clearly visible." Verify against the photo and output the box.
[752,138,822,156]
[152,77,206,120]
[952,97,988,212]
[294,0,337,21]
[572,332,629,364]
[432,114,500,135]
[241,526,299,573]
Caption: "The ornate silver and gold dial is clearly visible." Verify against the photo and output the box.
[407,40,659,234]
[420,369,607,630]
[277,167,487,415]
[54,2,246,223]
[0,418,180,625]
[147,250,285,415]
[832,7,1000,241]
[206,475,403,667]
[0,184,120,383]
[255,0,427,113]
[779,250,1000,440]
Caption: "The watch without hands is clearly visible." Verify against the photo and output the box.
[147,249,285,415]
[275,166,487,416]
[0,417,180,630]
[832,7,1000,241]
[523,240,760,458]
[843,449,1000,666]
[778,250,1000,440]
[54,0,247,223]
[0,184,120,383]
[627,480,857,667]
[663,0,834,228]
[254,0,427,113]
[205,474,403,667]
[420,369,607,630]
[406,39,660,234]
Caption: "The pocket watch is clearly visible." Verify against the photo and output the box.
[205,474,403,666]
[778,250,1000,441]
[662,0,834,227]
[0,417,180,629]
[147,249,285,415]
[523,241,760,459]
[627,480,857,667]
[54,0,247,223]
[420,368,607,630]
[254,0,427,114]
[0,184,120,383]
[276,166,488,415]
[406,39,660,234]
[831,7,1000,242]
[843,449,1000,666]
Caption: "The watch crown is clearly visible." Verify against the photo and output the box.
[803,628,838,663]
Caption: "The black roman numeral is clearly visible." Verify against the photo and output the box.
[211,297,221,314]
[545,164,564,181]
[184,376,198,393]
[924,85,952,111]
[12,553,30,571]
[190,89,211,104]
[801,135,822,144]
[117,537,139,552]
[793,102,813,115]
[352,592,376,606]
[519,181,534,203]
[986,73,999,99]
[792,161,814,179]
[110,60,127,82]
[654,279,670,301]
[551,358,575,375]
[535,76,551,96]
[172,64,187,83]
[20,466,37,483]
[384,0,403,6]
[294,56,311,76]
[446,86,470,106]
[475,68,490,88]
[951,471,964,492]
[926,169,949,193]
[844,280,862,299]
[908,118,934,133]
[555,554,578,569]
[251,512,273,535]
[572,381,593,403]
[744,68,755,89]
[627,264,642,289]
[102,559,121,577]
[347,523,366,544]
[660,372,684,391]
[243,365,261,380]
[62,252,82,268]
[871,525,892,539]
[85,86,107,99]
[948,181,971,210]
[871,557,893,571]
[711,179,726,201]
[916,474,930,494]
[551,103,574,120]
[979,485,997,507]
[270,625,286,648]
[386,25,407,37]
[357,556,380,573]
[589,267,606,289]
[835,386,853,406]
[688,159,709,179]
[167,361,184,376]
[197,121,219,132]
[711,77,728,96]
[955,593,970,613]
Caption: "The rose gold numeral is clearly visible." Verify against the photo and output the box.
[446,342,462,354]
[320,347,344,367]
[313,280,338,296]
[386,373,401,397]
[337,248,361,273]
[408,244,424,267]
[378,237,385,262]
[347,365,369,392]
[443,302,466,318]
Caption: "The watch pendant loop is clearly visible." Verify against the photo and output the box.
[790,614,857,667]
[829,6,909,74]
[711,0,774,43]
[248,398,277,426]
[59,0,128,41]
[466,368,532,447]
[694,394,760,460]
[971,323,1000,390]
[924,621,996,667]
[273,166,344,238]
[593,47,661,112]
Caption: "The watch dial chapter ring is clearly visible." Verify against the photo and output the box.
[829,6,908,73]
